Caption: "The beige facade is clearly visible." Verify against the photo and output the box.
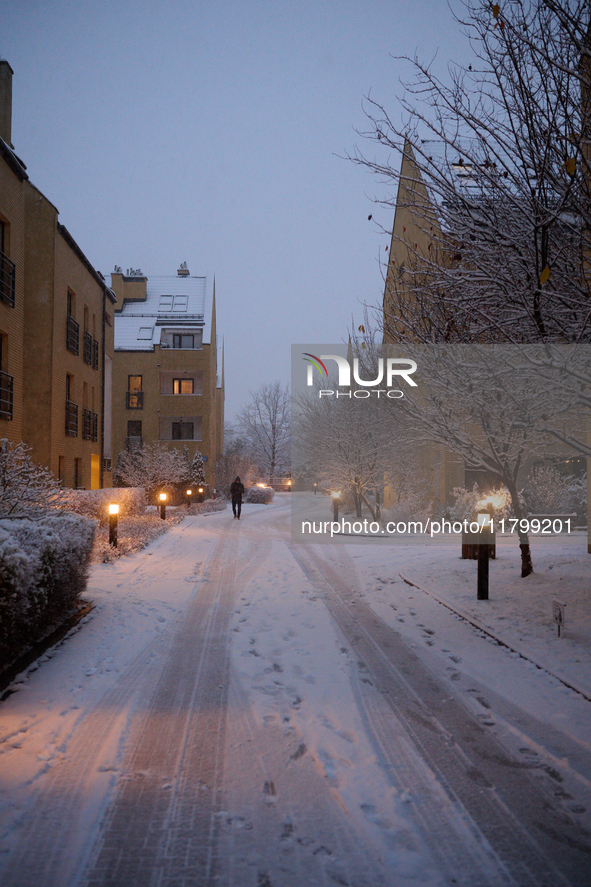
[0,60,115,489]
[111,267,224,489]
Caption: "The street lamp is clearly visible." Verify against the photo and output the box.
[477,510,492,600]
[331,490,341,521]
[108,503,119,547]
[198,486,204,503]
[186,488,193,506]
[159,491,167,520]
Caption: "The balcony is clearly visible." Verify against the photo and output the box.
[0,251,15,308]
[83,408,98,441]
[125,436,143,451]
[0,370,13,420]
[126,391,144,409]
[83,331,92,364]
[65,400,78,436]
[67,315,80,355]
[93,338,99,370]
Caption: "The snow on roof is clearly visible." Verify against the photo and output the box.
[114,274,213,350]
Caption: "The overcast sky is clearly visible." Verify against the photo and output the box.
[4,0,469,422]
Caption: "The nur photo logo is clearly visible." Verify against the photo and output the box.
[302,352,417,398]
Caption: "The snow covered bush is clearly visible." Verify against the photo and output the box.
[245,485,274,504]
[187,499,227,516]
[445,484,513,523]
[522,466,572,515]
[381,491,432,527]
[114,443,189,501]
[62,487,146,524]
[0,439,65,516]
[0,513,95,667]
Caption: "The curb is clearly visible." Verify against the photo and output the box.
[0,600,95,700]
[399,572,591,704]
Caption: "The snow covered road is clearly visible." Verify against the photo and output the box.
[0,495,590,886]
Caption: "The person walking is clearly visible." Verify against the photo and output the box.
[230,476,245,519]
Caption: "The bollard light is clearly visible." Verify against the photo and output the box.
[477,510,491,600]
[331,490,341,522]
[159,492,167,520]
[198,486,204,503]
[313,482,317,495]
[186,488,193,506]
[108,503,119,547]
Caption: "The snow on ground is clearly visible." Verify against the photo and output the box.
[0,493,589,885]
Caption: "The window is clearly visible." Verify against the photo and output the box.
[172,333,194,349]
[171,421,194,440]
[172,295,188,312]
[126,420,142,450]
[74,458,82,489]
[173,378,194,395]
[58,456,64,483]
[0,332,13,420]
[127,374,143,409]
[66,374,78,436]
[66,290,79,354]
[0,219,15,308]
[137,326,153,341]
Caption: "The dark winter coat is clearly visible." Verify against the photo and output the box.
[230,479,245,501]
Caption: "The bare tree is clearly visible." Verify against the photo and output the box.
[237,382,291,485]
[353,0,591,345]
[215,437,257,497]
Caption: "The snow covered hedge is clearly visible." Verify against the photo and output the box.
[245,485,274,504]
[186,499,227,516]
[62,487,146,523]
[0,513,95,668]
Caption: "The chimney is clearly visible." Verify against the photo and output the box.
[177,261,190,277]
[0,60,14,148]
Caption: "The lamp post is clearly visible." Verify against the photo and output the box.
[198,486,204,503]
[313,482,317,496]
[477,510,491,600]
[287,479,292,493]
[159,492,167,520]
[108,503,119,547]
[331,490,341,521]
[186,488,193,507]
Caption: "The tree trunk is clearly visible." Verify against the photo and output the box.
[506,478,533,577]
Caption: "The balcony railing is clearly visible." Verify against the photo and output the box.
[66,399,78,436]
[0,370,13,420]
[0,251,15,308]
[93,338,99,370]
[126,391,144,409]
[83,331,92,364]
[83,408,98,441]
[67,315,79,355]
[125,436,143,451]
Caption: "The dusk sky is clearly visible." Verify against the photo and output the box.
[3,0,468,421]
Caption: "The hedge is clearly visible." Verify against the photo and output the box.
[0,513,95,669]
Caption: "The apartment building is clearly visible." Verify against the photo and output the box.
[111,265,224,488]
[0,60,115,489]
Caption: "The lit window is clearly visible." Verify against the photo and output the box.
[173,378,194,394]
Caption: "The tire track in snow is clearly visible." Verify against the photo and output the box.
[288,542,591,887]
[0,515,239,887]
[82,517,276,887]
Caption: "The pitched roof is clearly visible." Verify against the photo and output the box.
[113,274,213,350]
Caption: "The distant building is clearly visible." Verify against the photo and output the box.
[0,60,116,489]
[111,265,224,488]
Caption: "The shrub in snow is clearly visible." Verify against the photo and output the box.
[0,513,95,667]
[0,439,65,517]
[565,476,587,522]
[187,499,227,516]
[381,491,432,526]
[245,485,274,504]
[63,487,146,524]
[445,484,513,523]
[522,466,572,515]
